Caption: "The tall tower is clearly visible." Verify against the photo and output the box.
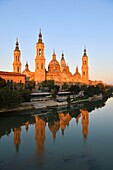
[81,47,89,84]
[35,30,45,83]
[13,39,21,73]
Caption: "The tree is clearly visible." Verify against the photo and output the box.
[96,83,105,93]
[39,80,55,92]
[84,85,95,97]
[68,85,80,94]
[62,83,69,91]
[94,85,102,95]
[51,85,59,99]
[0,87,23,108]
[25,80,35,91]
[0,77,6,88]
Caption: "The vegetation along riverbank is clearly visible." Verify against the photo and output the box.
[0,78,113,115]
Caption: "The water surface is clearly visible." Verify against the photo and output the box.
[0,98,113,170]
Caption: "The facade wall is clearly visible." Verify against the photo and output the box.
[0,31,91,85]
[0,73,25,84]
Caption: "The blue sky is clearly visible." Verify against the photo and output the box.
[0,0,113,84]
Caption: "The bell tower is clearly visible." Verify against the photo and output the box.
[35,30,45,83]
[13,38,21,73]
[82,47,89,84]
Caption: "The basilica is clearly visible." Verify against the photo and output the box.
[22,30,89,84]
[0,30,90,85]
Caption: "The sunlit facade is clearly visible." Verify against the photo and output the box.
[22,30,89,84]
[0,30,94,85]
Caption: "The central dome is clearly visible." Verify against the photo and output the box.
[48,52,60,73]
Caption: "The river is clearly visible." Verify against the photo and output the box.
[0,97,113,170]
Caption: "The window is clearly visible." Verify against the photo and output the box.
[41,63,43,69]
[83,60,87,65]
[37,63,39,69]
[83,71,85,75]
[39,49,41,56]
[17,67,19,72]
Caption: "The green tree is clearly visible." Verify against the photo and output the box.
[25,80,35,91]
[0,77,6,88]
[84,85,95,97]
[51,85,59,99]
[0,87,23,108]
[39,80,55,92]
[69,85,80,94]
[62,83,69,91]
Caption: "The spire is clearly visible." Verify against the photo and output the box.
[52,49,56,60]
[61,51,64,60]
[14,38,20,51]
[25,61,29,70]
[76,65,78,73]
[38,29,42,43]
[83,46,87,56]
[53,49,55,54]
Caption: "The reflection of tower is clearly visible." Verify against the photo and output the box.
[25,121,29,131]
[13,127,21,152]
[35,116,46,154]
[81,110,89,138]
[59,113,72,136]
[76,114,81,124]
[48,121,60,141]
[13,38,21,73]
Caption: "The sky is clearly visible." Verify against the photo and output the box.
[0,0,113,84]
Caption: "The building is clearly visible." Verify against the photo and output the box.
[0,30,90,85]
[22,30,89,84]
[0,38,25,84]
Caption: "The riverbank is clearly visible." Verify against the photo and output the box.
[0,94,103,115]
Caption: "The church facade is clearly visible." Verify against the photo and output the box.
[0,30,90,85]
[22,30,89,84]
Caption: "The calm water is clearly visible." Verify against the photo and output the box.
[0,97,113,170]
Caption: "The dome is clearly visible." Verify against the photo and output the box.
[48,52,61,73]
[73,66,81,77]
[48,60,60,72]
[73,72,81,77]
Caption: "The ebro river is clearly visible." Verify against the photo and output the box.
[0,97,113,170]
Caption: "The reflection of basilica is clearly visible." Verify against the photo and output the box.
[12,111,89,152]
[48,121,60,140]
[81,110,89,138]
[59,113,72,136]
[35,116,46,154]
[75,110,89,138]
[13,127,21,152]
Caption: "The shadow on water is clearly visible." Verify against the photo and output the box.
[0,97,108,139]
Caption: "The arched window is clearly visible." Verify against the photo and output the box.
[39,49,41,56]
[17,67,19,72]
[41,63,43,69]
